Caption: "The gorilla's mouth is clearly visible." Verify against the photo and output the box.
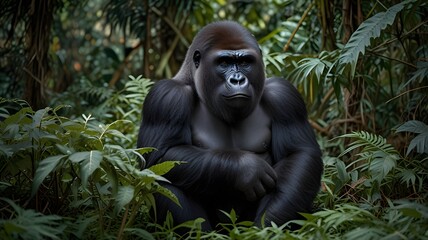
[224,94,250,100]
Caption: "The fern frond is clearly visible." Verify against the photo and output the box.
[339,131,401,182]
[78,85,113,103]
[337,0,413,79]
[340,131,398,157]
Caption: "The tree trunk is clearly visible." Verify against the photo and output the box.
[23,0,55,109]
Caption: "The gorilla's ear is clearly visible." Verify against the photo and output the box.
[193,50,201,69]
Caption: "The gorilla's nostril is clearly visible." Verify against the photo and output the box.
[229,74,247,86]
[230,78,243,85]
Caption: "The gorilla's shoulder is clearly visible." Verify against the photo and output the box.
[263,77,302,102]
[143,79,195,122]
[262,77,307,120]
[151,79,194,96]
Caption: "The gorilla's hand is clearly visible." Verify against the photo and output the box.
[234,153,277,201]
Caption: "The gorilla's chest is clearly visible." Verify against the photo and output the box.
[191,103,271,154]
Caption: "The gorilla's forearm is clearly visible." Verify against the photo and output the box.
[162,145,277,199]
[256,148,322,225]
[161,145,244,196]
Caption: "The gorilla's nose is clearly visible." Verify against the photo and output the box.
[228,73,248,88]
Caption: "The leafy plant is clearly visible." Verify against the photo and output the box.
[396,120,428,155]
[294,200,428,240]
[0,198,64,240]
[0,95,178,238]
[331,130,427,203]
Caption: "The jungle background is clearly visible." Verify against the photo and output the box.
[0,0,427,239]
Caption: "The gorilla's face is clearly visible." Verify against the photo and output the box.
[193,46,265,123]
[177,21,266,124]
[214,49,258,106]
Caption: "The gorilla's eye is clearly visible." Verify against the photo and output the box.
[239,56,254,68]
[239,60,249,67]
[218,57,232,68]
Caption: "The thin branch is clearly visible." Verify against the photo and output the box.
[117,204,129,240]
[283,1,314,52]
[386,86,428,104]
[366,50,417,69]
[151,6,190,47]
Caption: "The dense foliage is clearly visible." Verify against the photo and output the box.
[0,0,427,239]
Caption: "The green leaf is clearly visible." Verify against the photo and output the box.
[148,161,181,176]
[335,160,349,183]
[55,144,74,155]
[396,120,428,155]
[3,221,25,235]
[69,152,90,163]
[0,142,13,157]
[102,161,119,195]
[69,151,103,187]
[156,184,181,207]
[398,169,416,187]
[115,186,134,214]
[133,147,155,155]
[1,198,64,239]
[32,108,50,128]
[399,208,422,218]
[407,131,428,155]
[337,1,409,79]
[2,107,32,127]
[405,61,428,86]
[394,200,428,218]
[61,120,84,132]
[82,151,102,187]
[106,129,131,142]
[340,131,400,161]
[396,120,428,134]
[124,228,155,240]
[369,151,397,182]
[32,155,67,197]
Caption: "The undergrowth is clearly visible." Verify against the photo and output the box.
[0,75,427,239]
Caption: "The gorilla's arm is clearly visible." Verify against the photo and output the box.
[257,77,323,225]
[138,80,276,198]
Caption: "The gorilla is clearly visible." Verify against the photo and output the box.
[137,21,323,230]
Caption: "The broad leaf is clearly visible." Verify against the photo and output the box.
[69,151,103,187]
[335,160,349,183]
[32,108,50,128]
[69,151,91,163]
[407,131,428,155]
[81,151,103,187]
[397,120,428,155]
[32,155,67,197]
[115,186,134,214]
[396,120,428,134]
[148,161,181,176]
[156,184,181,207]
